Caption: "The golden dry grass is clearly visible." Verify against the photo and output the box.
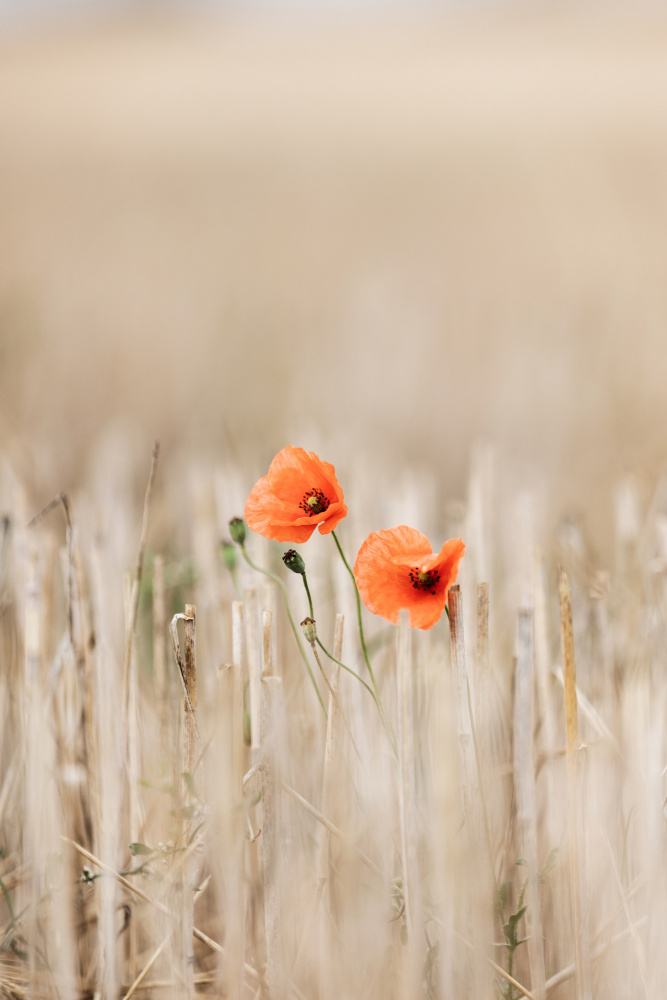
[0,429,666,999]
[1,3,667,546]
[1,11,667,994]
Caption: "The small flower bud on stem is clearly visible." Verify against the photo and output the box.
[283,549,306,575]
[300,617,318,645]
[228,517,247,546]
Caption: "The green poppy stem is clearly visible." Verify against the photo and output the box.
[330,530,378,693]
[300,572,378,704]
[330,529,396,754]
[302,572,315,618]
[238,545,326,717]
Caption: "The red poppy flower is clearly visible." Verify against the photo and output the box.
[354,526,465,630]
[244,446,348,543]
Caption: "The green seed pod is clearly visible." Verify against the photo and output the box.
[228,517,247,546]
[282,549,306,575]
[300,616,318,645]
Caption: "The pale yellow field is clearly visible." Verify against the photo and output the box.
[2,3,667,549]
[2,8,667,998]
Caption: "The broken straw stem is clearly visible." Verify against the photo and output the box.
[289,616,344,984]
[123,443,159,712]
[558,567,592,1000]
[261,675,286,1000]
[318,612,344,883]
[448,586,505,924]
[238,545,326,715]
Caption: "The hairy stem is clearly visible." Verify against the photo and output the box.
[330,531,396,754]
[309,641,362,763]
[330,531,379,695]
[239,545,326,716]
[299,573,376,699]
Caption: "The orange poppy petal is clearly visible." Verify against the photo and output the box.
[354,526,465,631]
[264,447,341,503]
[371,525,433,563]
[317,504,348,534]
[407,591,451,630]
[355,541,413,624]
[244,487,318,542]
[260,523,317,543]
[269,501,347,529]
[433,538,466,588]
[355,526,430,621]
[244,445,347,543]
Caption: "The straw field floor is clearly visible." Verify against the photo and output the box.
[2,4,667,997]
[0,440,666,998]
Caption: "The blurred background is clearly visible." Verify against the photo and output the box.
[1,0,667,553]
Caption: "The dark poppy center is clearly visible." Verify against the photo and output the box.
[409,567,441,595]
[299,488,330,516]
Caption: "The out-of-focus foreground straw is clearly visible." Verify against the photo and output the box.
[1,441,666,998]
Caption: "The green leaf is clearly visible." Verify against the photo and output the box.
[538,848,558,884]
[515,857,528,866]
[497,879,512,917]
[503,906,528,949]
[129,843,154,857]
[0,876,17,925]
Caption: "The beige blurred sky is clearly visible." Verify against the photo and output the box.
[1,2,667,542]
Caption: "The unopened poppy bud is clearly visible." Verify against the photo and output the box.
[300,616,317,645]
[220,540,237,571]
[282,549,306,575]
[228,517,247,546]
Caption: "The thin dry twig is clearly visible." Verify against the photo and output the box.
[27,492,73,644]
[281,783,382,878]
[453,928,536,1000]
[558,567,592,1000]
[122,442,160,708]
[122,937,169,1000]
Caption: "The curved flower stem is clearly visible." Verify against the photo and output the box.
[330,530,396,754]
[330,530,379,695]
[320,632,397,758]
[308,640,363,764]
[300,573,379,703]
[239,545,326,716]
[301,573,315,618]
[303,571,396,754]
